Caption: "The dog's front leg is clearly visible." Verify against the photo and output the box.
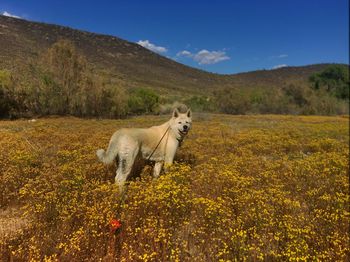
[153,161,163,179]
[163,149,176,173]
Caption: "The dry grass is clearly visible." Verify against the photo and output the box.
[0,114,349,261]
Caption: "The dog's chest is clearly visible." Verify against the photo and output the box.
[140,137,178,161]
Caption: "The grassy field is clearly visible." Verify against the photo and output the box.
[0,114,349,261]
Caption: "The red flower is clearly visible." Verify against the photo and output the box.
[110,218,122,231]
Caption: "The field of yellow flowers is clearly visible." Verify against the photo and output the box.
[0,114,349,261]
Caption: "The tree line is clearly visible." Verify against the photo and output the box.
[0,40,349,118]
[0,40,161,118]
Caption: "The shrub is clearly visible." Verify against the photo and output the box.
[309,65,350,99]
[215,88,251,114]
[128,88,160,114]
[0,40,134,119]
[184,96,215,112]
[0,70,16,118]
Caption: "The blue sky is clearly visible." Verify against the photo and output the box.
[1,0,349,74]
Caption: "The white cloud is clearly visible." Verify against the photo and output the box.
[137,40,167,54]
[2,11,21,19]
[272,64,288,69]
[268,54,288,60]
[193,49,230,65]
[176,49,230,65]
[176,50,193,57]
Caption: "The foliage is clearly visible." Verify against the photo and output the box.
[128,88,160,114]
[0,40,132,118]
[100,85,129,118]
[215,88,250,114]
[35,40,130,117]
[215,82,349,115]
[184,96,215,112]
[0,115,349,261]
[309,64,349,99]
[1,39,349,118]
[0,70,16,118]
[215,87,291,115]
[3,16,348,104]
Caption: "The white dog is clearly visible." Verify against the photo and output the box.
[97,108,192,190]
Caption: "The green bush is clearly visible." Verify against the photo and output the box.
[215,79,349,116]
[0,40,131,119]
[215,88,251,114]
[128,88,159,114]
[215,87,291,115]
[0,70,16,118]
[184,96,215,112]
[309,65,349,99]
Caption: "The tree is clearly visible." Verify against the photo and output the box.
[39,40,87,115]
[215,88,251,114]
[309,65,349,99]
[0,70,16,118]
[128,88,159,114]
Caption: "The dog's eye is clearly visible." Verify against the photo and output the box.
[178,122,182,124]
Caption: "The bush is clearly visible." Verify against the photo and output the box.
[159,101,189,115]
[184,96,215,112]
[128,88,160,114]
[309,65,349,99]
[0,40,131,119]
[0,70,16,118]
[215,80,349,116]
[215,88,251,114]
[215,87,291,115]
[100,85,129,118]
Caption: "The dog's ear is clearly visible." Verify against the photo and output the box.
[173,108,180,118]
[186,108,192,118]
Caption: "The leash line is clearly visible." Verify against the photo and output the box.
[147,125,170,161]
[112,125,171,232]
[114,125,170,215]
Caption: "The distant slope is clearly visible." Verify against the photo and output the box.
[0,15,344,97]
[225,64,335,89]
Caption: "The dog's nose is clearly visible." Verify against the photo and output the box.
[183,125,188,130]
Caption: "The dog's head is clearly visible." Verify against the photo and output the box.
[170,108,192,137]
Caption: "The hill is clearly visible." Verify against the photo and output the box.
[0,15,340,93]
[0,15,223,95]
[0,15,348,117]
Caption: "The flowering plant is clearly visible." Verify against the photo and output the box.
[110,218,122,233]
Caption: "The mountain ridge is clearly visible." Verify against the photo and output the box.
[0,15,347,97]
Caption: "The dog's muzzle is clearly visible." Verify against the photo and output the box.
[179,126,189,136]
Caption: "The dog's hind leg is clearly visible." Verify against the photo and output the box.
[115,145,139,193]
[153,162,163,179]
[115,158,127,192]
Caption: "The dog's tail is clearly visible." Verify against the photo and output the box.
[96,140,118,165]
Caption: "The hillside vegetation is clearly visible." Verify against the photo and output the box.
[0,115,349,261]
[0,15,349,117]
